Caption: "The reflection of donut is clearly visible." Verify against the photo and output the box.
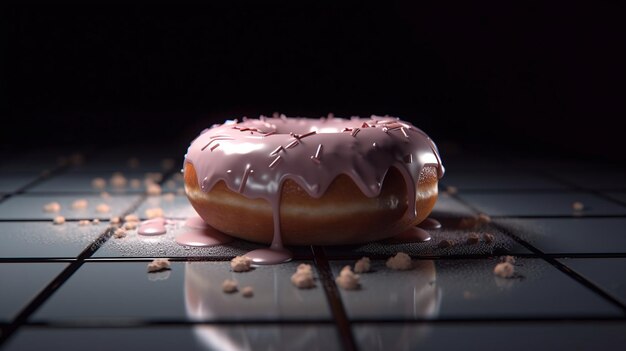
[184,115,444,248]
[184,261,440,350]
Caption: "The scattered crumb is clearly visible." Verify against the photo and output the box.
[53,216,66,225]
[484,233,495,243]
[335,265,360,290]
[165,180,176,189]
[572,201,585,211]
[43,202,61,213]
[438,239,453,249]
[71,199,89,210]
[241,286,254,298]
[113,227,127,238]
[493,262,515,278]
[124,221,138,230]
[445,185,458,194]
[109,216,121,225]
[466,233,480,245]
[127,157,140,169]
[145,207,164,219]
[291,264,315,289]
[231,256,253,272]
[502,255,516,264]
[91,219,100,225]
[354,257,371,273]
[146,183,162,196]
[147,258,171,273]
[386,252,412,270]
[130,179,142,189]
[477,213,491,224]
[124,214,140,222]
[95,203,111,213]
[100,192,111,200]
[222,279,238,293]
[78,220,91,226]
[91,177,106,190]
[110,172,127,188]
[145,172,163,183]
[163,193,176,202]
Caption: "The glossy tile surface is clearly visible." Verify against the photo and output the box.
[559,258,626,305]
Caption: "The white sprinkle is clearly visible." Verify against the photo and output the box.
[231,256,253,272]
[269,155,282,169]
[43,202,61,213]
[354,257,371,273]
[335,266,360,290]
[147,258,171,273]
[53,216,66,225]
[386,252,412,270]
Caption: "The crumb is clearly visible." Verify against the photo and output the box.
[78,219,91,226]
[466,233,480,245]
[71,199,89,210]
[241,286,254,297]
[165,180,177,189]
[147,258,171,273]
[95,203,111,213]
[91,177,106,190]
[446,185,458,194]
[335,265,360,290]
[222,279,238,293]
[109,216,121,225]
[127,157,140,169]
[124,221,138,230]
[91,219,100,225]
[130,179,142,189]
[145,207,164,219]
[163,193,176,202]
[484,233,495,243]
[386,252,412,270]
[231,256,253,272]
[161,158,175,170]
[572,201,585,211]
[113,227,127,238]
[354,257,371,273]
[53,216,65,225]
[502,255,516,264]
[100,192,111,200]
[493,262,514,278]
[43,202,61,213]
[110,172,127,188]
[146,183,162,196]
[291,264,315,289]
[438,239,453,249]
[124,214,140,222]
[477,213,491,224]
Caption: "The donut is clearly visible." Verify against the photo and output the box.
[183,115,444,263]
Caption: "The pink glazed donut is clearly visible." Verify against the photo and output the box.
[183,115,444,247]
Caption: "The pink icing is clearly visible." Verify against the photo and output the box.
[138,217,167,236]
[176,216,233,247]
[184,115,444,263]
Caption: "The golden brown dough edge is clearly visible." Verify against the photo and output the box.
[184,162,438,245]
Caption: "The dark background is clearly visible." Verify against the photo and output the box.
[2,2,624,161]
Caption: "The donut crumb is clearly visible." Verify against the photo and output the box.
[438,239,453,249]
[145,207,164,219]
[572,201,585,211]
[96,203,111,213]
[109,216,121,225]
[354,257,371,273]
[335,265,360,290]
[466,233,480,245]
[130,179,142,189]
[53,216,66,225]
[231,256,253,272]
[147,258,171,273]
[146,183,162,196]
[484,233,495,243]
[110,172,127,188]
[477,213,491,224]
[291,264,315,289]
[493,262,514,278]
[91,177,106,190]
[78,220,91,226]
[222,279,238,293]
[124,221,138,230]
[386,252,412,270]
[71,199,89,210]
[241,286,254,298]
[113,227,127,239]
[43,202,61,213]
[502,255,516,264]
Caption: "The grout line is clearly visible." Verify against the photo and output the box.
[312,246,358,351]
[452,193,626,314]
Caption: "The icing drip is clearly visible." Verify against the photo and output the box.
[184,116,444,263]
